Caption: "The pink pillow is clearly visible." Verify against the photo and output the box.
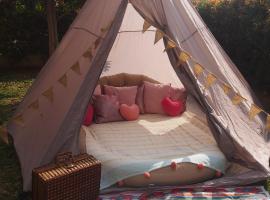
[104,85,138,105]
[83,104,94,126]
[143,81,171,114]
[170,87,187,101]
[120,104,140,121]
[161,97,185,116]
[93,95,123,123]
[136,85,145,114]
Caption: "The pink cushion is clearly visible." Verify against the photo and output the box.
[83,104,94,126]
[119,104,140,121]
[161,97,185,116]
[136,85,145,114]
[143,81,171,114]
[170,87,187,101]
[93,95,123,123]
[104,85,138,105]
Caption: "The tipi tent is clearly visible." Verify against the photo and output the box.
[8,0,270,191]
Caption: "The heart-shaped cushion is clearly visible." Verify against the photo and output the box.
[120,104,140,121]
[161,97,185,116]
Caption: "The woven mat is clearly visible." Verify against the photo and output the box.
[99,186,270,200]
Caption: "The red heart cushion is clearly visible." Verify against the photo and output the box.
[83,104,94,126]
[120,104,140,121]
[161,97,185,116]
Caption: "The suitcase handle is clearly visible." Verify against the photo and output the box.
[55,152,75,169]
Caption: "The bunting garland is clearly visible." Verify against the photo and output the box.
[267,115,270,131]
[154,30,164,44]
[28,100,39,110]
[179,51,190,63]
[101,21,113,33]
[58,73,68,87]
[142,20,151,33]
[232,93,246,105]
[83,47,93,59]
[164,40,176,51]
[71,62,81,75]
[249,104,263,120]
[42,87,54,103]
[94,37,102,49]
[205,73,217,88]
[193,63,204,77]
[13,114,24,126]
[222,83,231,95]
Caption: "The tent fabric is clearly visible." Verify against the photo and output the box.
[7,0,270,191]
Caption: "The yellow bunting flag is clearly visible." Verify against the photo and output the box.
[179,51,190,63]
[83,48,93,59]
[222,83,231,95]
[94,37,102,49]
[205,73,217,88]
[71,62,81,75]
[248,104,262,120]
[193,63,204,77]
[101,21,112,33]
[58,73,68,87]
[154,30,164,44]
[28,99,39,110]
[232,93,246,105]
[13,114,24,126]
[42,87,54,103]
[266,115,270,131]
[164,40,176,52]
[142,20,151,33]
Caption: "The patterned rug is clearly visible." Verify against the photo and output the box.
[99,186,270,200]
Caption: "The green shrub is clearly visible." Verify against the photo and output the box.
[194,0,270,88]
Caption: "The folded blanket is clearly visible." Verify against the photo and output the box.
[82,112,228,189]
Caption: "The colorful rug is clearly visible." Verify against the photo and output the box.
[99,186,270,200]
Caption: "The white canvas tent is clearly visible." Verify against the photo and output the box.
[8,0,270,191]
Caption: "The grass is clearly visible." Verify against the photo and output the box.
[0,70,37,200]
[0,70,269,199]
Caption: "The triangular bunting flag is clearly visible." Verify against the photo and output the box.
[205,73,217,88]
[232,93,246,105]
[154,30,164,44]
[248,104,262,120]
[13,114,24,126]
[42,87,54,103]
[266,115,270,131]
[94,37,102,49]
[71,62,81,75]
[142,20,151,33]
[28,99,39,110]
[164,40,176,51]
[101,21,112,33]
[83,48,93,59]
[58,73,68,87]
[193,63,204,77]
[222,83,231,95]
[179,51,190,63]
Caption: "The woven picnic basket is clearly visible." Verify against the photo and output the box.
[32,152,101,200]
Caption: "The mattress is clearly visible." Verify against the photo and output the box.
[82,111,227,189]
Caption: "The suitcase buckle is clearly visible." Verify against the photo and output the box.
[55,152,75,169]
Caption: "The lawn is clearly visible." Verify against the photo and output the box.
[0,70,269,199]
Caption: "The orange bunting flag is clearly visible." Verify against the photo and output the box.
[94,37,102,49]
[42,87,54,103]
[83,48,93,59]
[266,115,270,131]
[205,73,217,88]
[248,104,262,120]
[58,73,68,87]
[154,30,164,44]
[28,99,39,110]
[222,83,231,95]
[71,62,81,75]
[13,114,24,126]
[164,40,176,52]
[179,51,190,63]
[193,63,204,77]
[232,93,246,105]
[142,20,151,33]
[101,21,112,33]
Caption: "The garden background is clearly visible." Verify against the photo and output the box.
[0,0,270,199]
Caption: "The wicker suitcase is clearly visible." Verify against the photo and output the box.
[32,152,101,200]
